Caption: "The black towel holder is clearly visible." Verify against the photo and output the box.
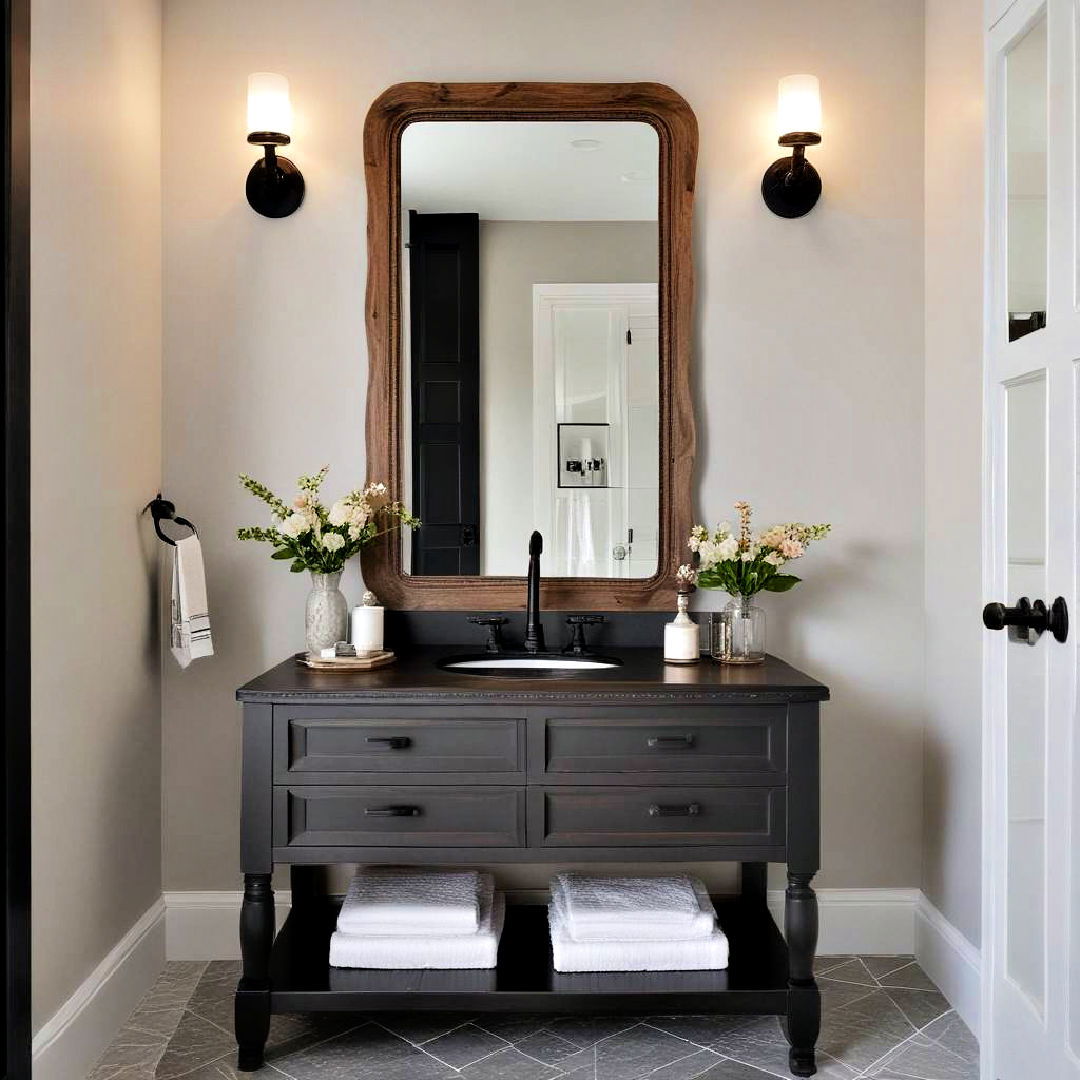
[144,494,197,547]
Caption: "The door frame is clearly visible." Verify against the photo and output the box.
[3,0,31,1076]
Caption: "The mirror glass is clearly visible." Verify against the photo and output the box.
[1006,13,1048,342]
[400,120,660,578]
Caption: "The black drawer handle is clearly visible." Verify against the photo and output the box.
[649,802,700,817]
[364,805,422,817]
[365,736,411,750]
[647,734,695,750]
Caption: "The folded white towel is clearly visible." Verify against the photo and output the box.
[330,891,505,969]
[170,534,213,669]
[548,900,728,972]
[552,875,716,942]
[336,868,485,935]
[554,873,701,929]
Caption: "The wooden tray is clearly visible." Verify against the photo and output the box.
[295,651,396,672]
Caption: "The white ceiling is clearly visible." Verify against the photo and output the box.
[400,121,659,221]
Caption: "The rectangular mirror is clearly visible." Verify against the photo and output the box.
[363,84,696,611]
[400,120,659,579]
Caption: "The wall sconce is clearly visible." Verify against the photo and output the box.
[761,74,822,218]
[246,73,305,218]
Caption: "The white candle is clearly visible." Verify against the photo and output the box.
[664,621,699,662]
[350,604,384,653]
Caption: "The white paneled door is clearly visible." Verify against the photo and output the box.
[984,2,1080,1077]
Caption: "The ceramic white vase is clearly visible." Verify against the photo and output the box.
[305,570,348,653]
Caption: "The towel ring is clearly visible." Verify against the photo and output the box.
[145,494,197,547]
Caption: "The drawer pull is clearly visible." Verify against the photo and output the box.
[365,736,411,750]
[647,734,695,750]
[648,802,700,817]
[364,805,422,817]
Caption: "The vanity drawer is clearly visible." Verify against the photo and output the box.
[274,708,524,782]
[275,786,525,848]
[537,707,786,781]
[531,786,786,848]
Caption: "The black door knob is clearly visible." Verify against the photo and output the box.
[982,596,1069,643]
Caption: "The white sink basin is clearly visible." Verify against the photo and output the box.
[443,656,619,672]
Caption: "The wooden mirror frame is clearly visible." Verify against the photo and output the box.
[362,82,697,611]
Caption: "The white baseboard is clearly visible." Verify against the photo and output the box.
[165,891,293,960]
[914,893,981,1037]
[165,887,918,961]
[767,887,919,955]
[32,899,166,1080]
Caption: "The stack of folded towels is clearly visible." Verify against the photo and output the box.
[548,872,729,972]
[329,867,504,969]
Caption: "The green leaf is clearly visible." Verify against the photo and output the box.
[290,560,305,573]
[762,574,801,593]
[271,547,294,560]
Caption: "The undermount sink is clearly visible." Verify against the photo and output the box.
[438,653,622,677]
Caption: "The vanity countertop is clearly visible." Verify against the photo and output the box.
[237,647,829,704]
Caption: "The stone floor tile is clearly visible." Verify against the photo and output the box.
[376,1010,478,1045]
[859,956,915,980]
[421,1022,510,1068]
[273,1022,456,1080]
[816,989,918,1074]
[647,1049,729,1079]
[875,962,941,993]
[882,986,952,1030]
[817,958,877,988]
[513,1028,581,1064]
[544,1015,641,1049]
[866,1030,979,1080]
[557,1023,705,1079]
[642,1015,763,1049]
[814,955,856,976]
[457,1046,564,1080]
[154,1012,238,1079]
[473,1014,551,1043]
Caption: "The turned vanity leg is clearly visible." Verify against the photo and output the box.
[785,871,820,1077]
[235,873,274,1071]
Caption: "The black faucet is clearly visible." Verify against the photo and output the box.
[524,531,546,653]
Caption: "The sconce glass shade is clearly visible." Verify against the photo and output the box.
[776,74,821,142]
[247,72,292,142]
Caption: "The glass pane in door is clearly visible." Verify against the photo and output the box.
[1006,13,1048,342]
[1004,372,1048,1013]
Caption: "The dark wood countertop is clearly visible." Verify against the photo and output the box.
[237,648,829,705]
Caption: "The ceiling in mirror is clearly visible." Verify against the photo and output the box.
[400,120,660,580]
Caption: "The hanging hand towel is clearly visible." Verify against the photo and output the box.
[170,534,213,669]
[548,901,729,972]
[551,875,717,942]
[554,872,701,930]
[336,867,485,935]
[330,891,505,970]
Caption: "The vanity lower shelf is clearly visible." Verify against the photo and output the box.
[266,897,790,1013]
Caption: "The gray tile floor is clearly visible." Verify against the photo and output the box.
[87,956,978,1080]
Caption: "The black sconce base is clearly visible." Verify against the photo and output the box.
[246,154,305,218]
[761,155,821,218]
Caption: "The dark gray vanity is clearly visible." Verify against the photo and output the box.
[234,644,828,1076]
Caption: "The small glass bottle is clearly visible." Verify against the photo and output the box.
[710,594,766,664]
[664,591,700,664]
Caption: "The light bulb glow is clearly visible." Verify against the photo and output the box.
[776,74,821,138]
[247,72,292,136]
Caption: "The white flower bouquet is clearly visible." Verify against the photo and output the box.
[678,500,830,598]
[237,466,420,575]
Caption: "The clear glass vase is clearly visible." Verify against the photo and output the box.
[710,595,766,664]
[305,570,348,654]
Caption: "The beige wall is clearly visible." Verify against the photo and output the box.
[479,220,658,575]
[922,0,985,947]
[30,0,163,1027]
[161,0,926,895]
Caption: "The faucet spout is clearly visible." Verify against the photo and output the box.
[524,531,546,653]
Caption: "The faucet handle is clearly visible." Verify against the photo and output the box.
[564,615,605,656]
[467,615,509,654]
